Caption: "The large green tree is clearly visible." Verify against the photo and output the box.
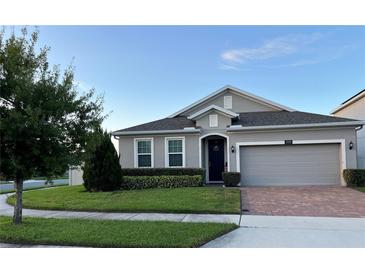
[0,28,105,224]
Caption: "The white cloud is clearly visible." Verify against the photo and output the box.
[221,33,323,64]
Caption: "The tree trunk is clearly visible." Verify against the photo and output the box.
[13,178,23,224]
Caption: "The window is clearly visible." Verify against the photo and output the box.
[134,138,153,168]
[165,137,185,167]
[209,114,218,127]
[224,96,232,109]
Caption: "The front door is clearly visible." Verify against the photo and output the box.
[208,139,225,181]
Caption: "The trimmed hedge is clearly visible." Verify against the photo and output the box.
[121,168,206,181]
[343,169,365,187]
[222,172,241,187]
[121,175,203,190]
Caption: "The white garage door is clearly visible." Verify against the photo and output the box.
[240,144,340,186]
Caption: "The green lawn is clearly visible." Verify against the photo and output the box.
[0,216,237,247]
[7,185,240,214]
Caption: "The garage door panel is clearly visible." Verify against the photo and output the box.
[240,144,340,186]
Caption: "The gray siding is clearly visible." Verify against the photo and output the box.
[183,89,277,116]
[228,127,357,172]
[118,126,357,186]
[118,134,200,168]
[333,95,365,168]
[196,111,232,131]
[240,144,340,186]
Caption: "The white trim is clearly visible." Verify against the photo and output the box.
[224,95,232,109]
[164,137,186,168]
[134,137,154,168]
[187,104,239,120]
[113,128,200,136]
[198,133,230,172]
[169,85,295,118]
[330,90,365,114]
[227,121,365,132]
[209,114,218,128]
[235,139,347,186]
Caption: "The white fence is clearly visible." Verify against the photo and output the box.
[69,167,84,186]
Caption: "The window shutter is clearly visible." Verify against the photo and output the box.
[224,96,232,109]
[209,114,218,127]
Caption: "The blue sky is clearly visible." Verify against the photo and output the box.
[10,26,365,131]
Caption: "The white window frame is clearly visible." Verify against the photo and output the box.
[134,138,154,168]
[209,114,218,128]
[165,137,186,168]
[224,95,232,109]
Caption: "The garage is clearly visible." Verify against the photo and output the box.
[239,144,341,186]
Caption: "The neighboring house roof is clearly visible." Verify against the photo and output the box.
[330,89,365,114]
[232,111,358,127]
[187,105,239,120]
[168,85,295,118]
[113,116,195,133]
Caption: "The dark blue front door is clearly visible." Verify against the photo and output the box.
[208,139,225,181]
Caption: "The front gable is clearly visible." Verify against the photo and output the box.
[195,110,232,130]
[169,85,294,118]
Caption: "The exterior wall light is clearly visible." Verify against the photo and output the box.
[231,145,235,153]
[349,141,354,150]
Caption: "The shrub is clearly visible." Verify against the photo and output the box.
[121,175,203,190]
[83,130,122,192]
[121,168,206,182]
[343,169,365,187]
[222,172,241,187]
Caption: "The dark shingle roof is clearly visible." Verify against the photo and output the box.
[114,111,358,134]
[232,111,357,127]
[114,116,195,132]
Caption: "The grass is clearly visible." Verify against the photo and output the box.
[0,183,68,194]
[7,185,240,214]
[0,216,237,247]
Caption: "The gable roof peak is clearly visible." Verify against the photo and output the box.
[168,85,295,118]
[187,104,239,120]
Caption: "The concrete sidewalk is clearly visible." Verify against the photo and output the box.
[203,215,365,247]
[0,179,68,192]
[0,194,240,224]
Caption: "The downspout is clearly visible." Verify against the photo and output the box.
[354,125,363,170]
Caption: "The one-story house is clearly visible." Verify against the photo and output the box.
[330,89,365,169]
[112,85,364,186]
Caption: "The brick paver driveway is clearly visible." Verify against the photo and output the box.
[241,186,365,218]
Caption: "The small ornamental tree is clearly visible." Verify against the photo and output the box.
[83,129,122,192]
[0,28,105,224]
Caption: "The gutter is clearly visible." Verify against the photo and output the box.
[112,128,201,136]
[355,125,363,132]
[227,121,365,132]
